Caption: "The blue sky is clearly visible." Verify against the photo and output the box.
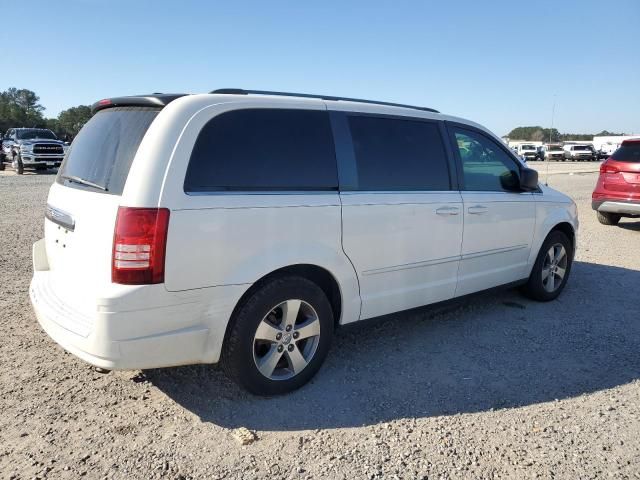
[2,0,638,136]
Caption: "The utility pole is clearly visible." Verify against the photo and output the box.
[549,95,556,144]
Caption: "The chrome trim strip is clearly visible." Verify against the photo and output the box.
[362,255,461,276]
[461,244,528,260]
[362,244,529,276]
[45,204,75,231]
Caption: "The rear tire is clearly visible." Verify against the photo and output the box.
[221,275,334,396]
[596,211,621,226]
[521,230,573,302]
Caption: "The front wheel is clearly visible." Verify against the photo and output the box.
[221,275,334,395]
[521,231,573,301]
[13,152,24,175]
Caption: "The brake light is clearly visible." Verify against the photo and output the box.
[112,207,170,285]
[600,162,619,174]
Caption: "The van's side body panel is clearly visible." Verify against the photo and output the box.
[326,105,464,319]
[158,99,362,332]
[340,191,463,319]
[455,190,536,296]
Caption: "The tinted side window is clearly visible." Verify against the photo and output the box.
[452,128,521,192]
[184,109,337,192]
[347,115,450,191]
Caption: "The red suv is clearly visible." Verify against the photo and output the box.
[592,139,640,225]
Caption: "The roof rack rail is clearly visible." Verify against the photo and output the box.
[210,88,439,113]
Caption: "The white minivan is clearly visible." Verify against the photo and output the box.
[31,89,578,395]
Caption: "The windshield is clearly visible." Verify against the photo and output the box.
[57,107,159,195]
[547,145,562,151]
[521,145,536,150]
[16,129,57,140]
[573,145,590,151]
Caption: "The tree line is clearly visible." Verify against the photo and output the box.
[508,126,627,142]
[2,88,628,144]
[0,87,92,140]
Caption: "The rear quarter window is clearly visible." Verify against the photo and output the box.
[57,107,159,195]
[184,109,338,192]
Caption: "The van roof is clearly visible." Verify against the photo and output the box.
[91,90,439,115]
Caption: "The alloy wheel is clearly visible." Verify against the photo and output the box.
[252,299,321,380]
[541,243,568,293]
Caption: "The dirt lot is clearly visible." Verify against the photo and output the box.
[1,166,639,480]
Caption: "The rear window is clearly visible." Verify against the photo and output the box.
[57,107,159,195]
[612,142,640,162]
[347,115,450,191]
[184,109,337,192]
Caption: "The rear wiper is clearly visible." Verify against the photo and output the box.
[61,175,108,191]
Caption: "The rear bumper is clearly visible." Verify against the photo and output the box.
[21,155,63,166]
[592,200,640,216]
[30,239,245,370]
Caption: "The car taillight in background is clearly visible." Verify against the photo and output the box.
[112,207,170,285]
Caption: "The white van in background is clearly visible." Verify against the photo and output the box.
[516,144,538,161]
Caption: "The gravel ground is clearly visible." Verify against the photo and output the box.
[0,167,639,480]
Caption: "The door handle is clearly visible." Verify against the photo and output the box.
[468,205,489,215]
[435,206,460,216]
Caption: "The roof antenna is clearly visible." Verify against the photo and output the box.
[545,95,556,186]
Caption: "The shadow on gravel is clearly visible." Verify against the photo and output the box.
[146,261,640,431]
[617,221,640,232]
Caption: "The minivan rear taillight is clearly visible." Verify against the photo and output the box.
[112,207,170,285]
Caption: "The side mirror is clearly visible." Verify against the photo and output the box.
[520,167,538,191]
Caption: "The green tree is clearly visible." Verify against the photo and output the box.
[508,126,562,142]
[594,130,626,137]
[0,87,46,133]
[56,105,92,138]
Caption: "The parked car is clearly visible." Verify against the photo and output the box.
[30,90,578,395]
[515,143,538,161]
[563,144,595,162]
[1,128,67,174]
[592,139,640,225]
[597,143,618,160]
[544,144,565,161]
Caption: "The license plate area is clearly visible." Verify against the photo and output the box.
[621,172,640,185]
